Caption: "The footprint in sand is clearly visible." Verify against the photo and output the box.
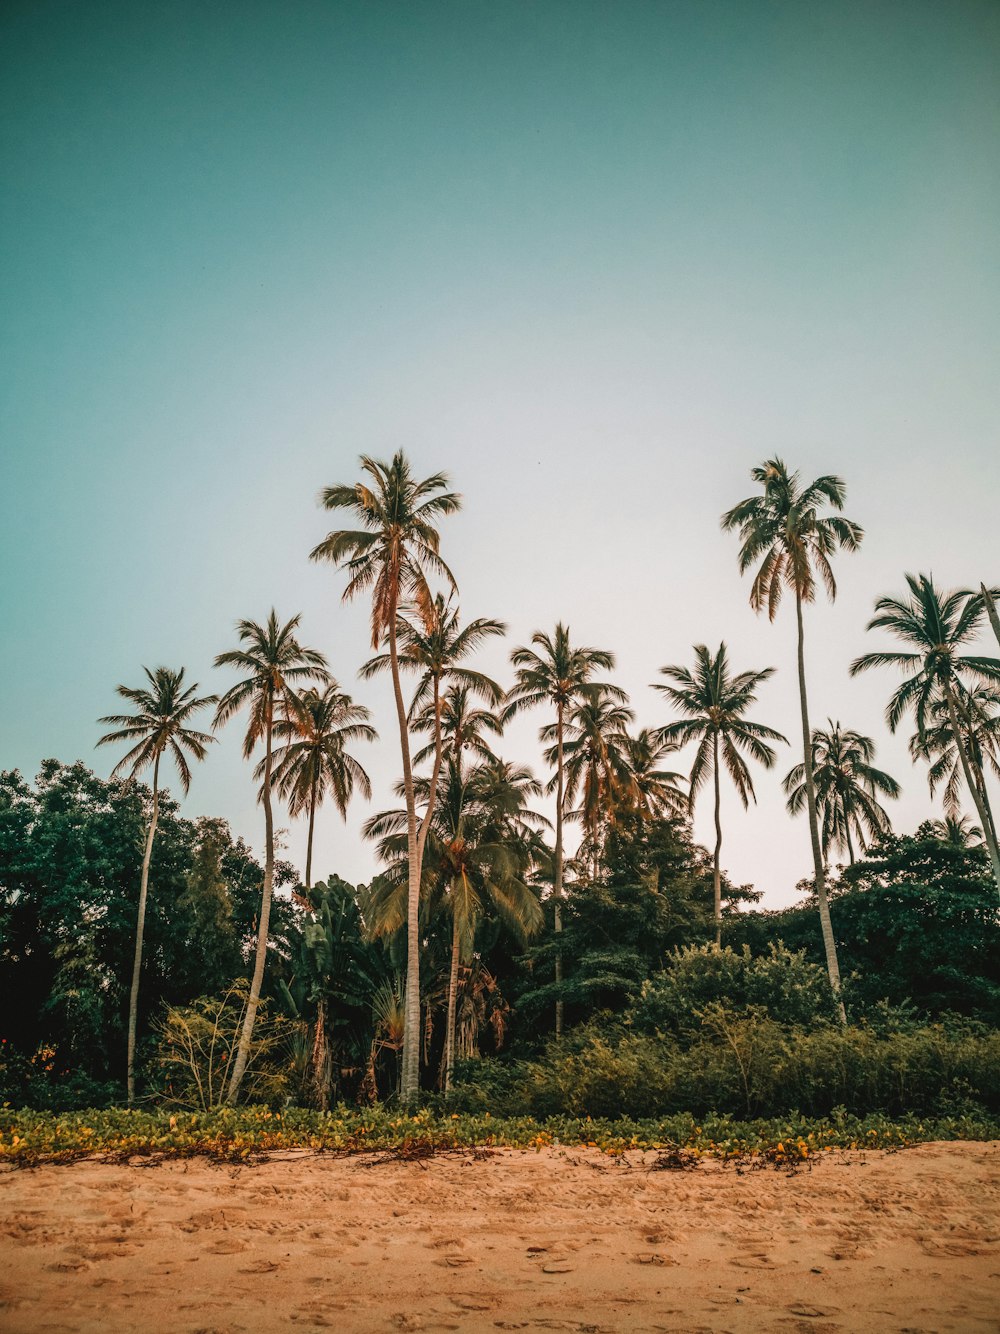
[632,1252,675,1266]
[206,1238,248,1255]
[238,1259,282,1274]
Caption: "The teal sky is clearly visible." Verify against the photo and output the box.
[2,1,999,906]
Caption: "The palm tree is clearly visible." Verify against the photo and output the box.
[413,682,504,769]
[909,683,1000,848]
[97,666,217,1102]
[619,728,688,825]
[360,593,504,876]
[257,682,376,889]
[722,458,862,1015]
[928,813,984,848]
[541,683,634,878]
[653,643,785,946]
[311,452,460,1104]
[214,611,328,1101]
[783,722,900,865]
[851,572,1000,895]
[502,624,623,1036]
[365,757,544,1092]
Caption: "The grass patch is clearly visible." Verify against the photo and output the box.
[1,1104,997,1168]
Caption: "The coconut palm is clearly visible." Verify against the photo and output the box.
[909,684,1000,848]
[851,573,1000,894]
[258,682,377,888]
[214,611,328,1102]
[783,722,900,865]
[928,813,984,848]
[653,643,785,946]
[365,757,544,1091]
[311,452,461,1104]
[502,624,624,1035]
[360,593,504,873]
[619,728,688,825]
[722,458,862,1014]
[412,682,504,769]
[541,683,634,877]
[97,667,217,1102]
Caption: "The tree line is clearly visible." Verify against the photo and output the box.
[4,452,999,1111]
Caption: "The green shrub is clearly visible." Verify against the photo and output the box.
[633,942,838,1036]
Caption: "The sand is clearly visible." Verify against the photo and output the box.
[1,1141,998,1333]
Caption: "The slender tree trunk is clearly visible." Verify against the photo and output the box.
[982,584,1000,651]
[226,699,275,1102]
[795,590,846,1023]
[305,770,318,889]
[443,910,460,1094]
[389,608,422,1107]
[845,826,856,866]
[127,752,160,1104]
[312,995,331,1111]
[553,700,565,1038]
[416,677,445,864]
[712,732,722,948]
[945,685,1000,896]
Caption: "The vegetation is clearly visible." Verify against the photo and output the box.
[2,451,999,1157]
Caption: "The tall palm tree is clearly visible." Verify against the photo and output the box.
[619,728,688,825]
[214,611,328,1101]
[258,682,377,888]
[783,722,900,865]
[311,452,460,1104]
[722,458,862,1015]
[909,683,1000,847]
[653,643,785,946]
[360,593,504,876]
[502,624,623,1036]
[541,683,634,878]
[97,667,217,1103]
[365,757,544,1092]
[851,573,1000,895]
[412,682,504,770]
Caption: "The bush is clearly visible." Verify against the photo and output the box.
[153,985,299,1109]
[447,1016,1000,1120]
[632,943,838,1036]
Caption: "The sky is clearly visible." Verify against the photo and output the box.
[2,0,999,908]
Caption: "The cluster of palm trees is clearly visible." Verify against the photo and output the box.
[98,452,1000,1106]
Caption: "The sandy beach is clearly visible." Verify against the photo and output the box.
[1,1141,998,1333]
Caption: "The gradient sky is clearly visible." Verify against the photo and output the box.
[2,0,999,907]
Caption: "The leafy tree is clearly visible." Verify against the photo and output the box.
[503,624,623,1035]
[96,667,216,1101]
[311,452,461,1106]
[851,573,1000,895]
[910,684,1000,849]
[542,683,634,878]
[783,722,899,865]
[723,458,863,1017]
[261,682,376,888]
[618,728,688,826]
[653,643,784,945]
[214,611,328,1101]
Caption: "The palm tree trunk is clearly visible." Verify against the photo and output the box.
[845,825,856,866]
[312,995,331,1111]
[305,769,319,889]
[795,589,846,1022]
[945,685,1000,896]
[226,698,275,1102]
[443,911,460,1094]
[982,584,1000,651]
[416,677,445,863]
[126,752,160,1104]
[712,732,722,948]
[553,700,565,1038]
[388,608,422,1107]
